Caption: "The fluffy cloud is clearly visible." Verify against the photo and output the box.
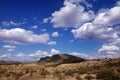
[50,2,120,29]
[43,17,52,23]
[111,38,120,46]
[16,53,25,57]
[117,1,120,6]
[69,39,74,43]
[70,52,94,60]
[0,50,49,62]
[31,25,38,29]
[2,21,26,27]
[98,45,120,54]
[28,50,48,58]
[43,0,120,58]
[68,0,92,8]
[28,48,60,58]
[115,26,120,34]
[47,41,57,45]
[52,32,59,37]
[51,0,94,28]
[93,6,120,26]
[71,3,120,56]
[68,0,84,3]
[3,45,16,52]
[3,45,16,49]
[0,49,59,62]
[72,23,118,41]
[0,54,11,60]
[2,21,11,26]
[0,28,50,44]
[51,48,60,54]
[41,29,47,32]
[7,49,15,52]
[26,49,59,61]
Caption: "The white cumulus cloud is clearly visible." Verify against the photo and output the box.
[52,32,60,37]
[94,6,120,26]
[51,0,94,28]
[51,48,60,54]
[3,45,16,52]
[16,53,25,57]
[2,21,26,27]
[0,54,11,60]
[3,45,16,49]
[71,23,118,42]
[31,25,38,29]
[71,3,120,56]
[7,49,15,52]
[28,50,48,57]
[41,29,47,32]
[0,28,50,44]
[48,41,57,45]
[43,17,52,23]
[98,45,120,54]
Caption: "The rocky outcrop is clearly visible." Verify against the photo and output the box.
[38,54,86,63]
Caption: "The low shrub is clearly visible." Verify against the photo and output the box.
[96,70,120,80]
[85,75,94,80]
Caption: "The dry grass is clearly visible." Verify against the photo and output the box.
[0,58,120,80]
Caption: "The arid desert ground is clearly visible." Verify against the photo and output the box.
[0,58,120,80]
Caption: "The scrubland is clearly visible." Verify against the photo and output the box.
[0,58,120,80]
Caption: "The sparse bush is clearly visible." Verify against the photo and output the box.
[7,71,24,80]
[117,68,120,73]
[25,69,29,74]
[53,69,64,80]
[53,69,61,77]
[77,67,89,74]
[63,69,75,76]
[5,72,11,77]
[75,75,82,80]
[57,74,63,80]
[96,70,120,80]
[39,68,50,76]
[85,75,94,80]
[106,61,120,67]
[0,69,6,75]
[91,65,101,70]
[29,69,37,76]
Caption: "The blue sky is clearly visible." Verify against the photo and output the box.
[0,0,120,62]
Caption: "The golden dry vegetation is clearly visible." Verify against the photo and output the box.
[0,58,120,80]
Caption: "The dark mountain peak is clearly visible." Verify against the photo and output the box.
[38,54,86,63]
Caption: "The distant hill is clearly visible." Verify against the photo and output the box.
[0,60,20,65]
[38,54,86,63]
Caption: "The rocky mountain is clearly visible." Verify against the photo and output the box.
[38,54,86,63]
